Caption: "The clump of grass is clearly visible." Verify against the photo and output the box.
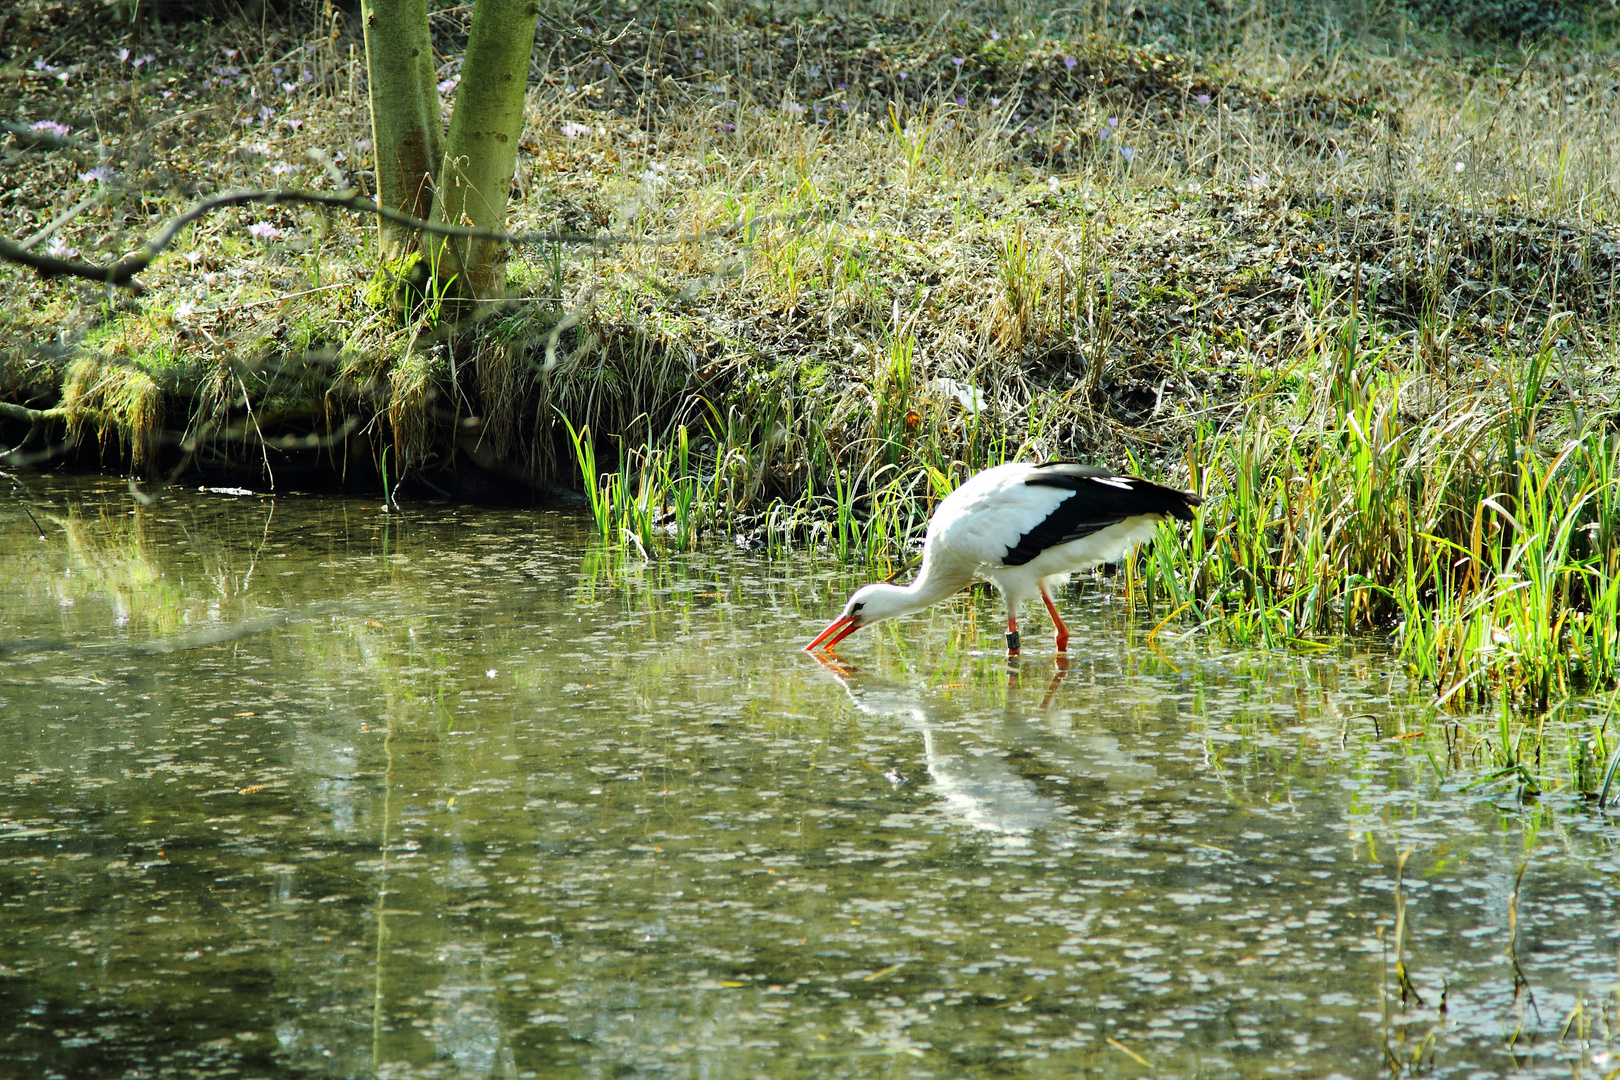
[1136,309,1619,711]
[61,354,165,472]
[471,338,521,463]
[385,346,442,477]
[994,223,1050,354]
[563,412,722,554]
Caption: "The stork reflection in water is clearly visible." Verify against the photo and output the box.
[810,653,1155,842]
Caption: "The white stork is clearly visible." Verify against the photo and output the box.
[806,461,1201,656]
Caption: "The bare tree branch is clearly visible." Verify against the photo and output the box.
[0,401,71,424]
[0,185,820,291]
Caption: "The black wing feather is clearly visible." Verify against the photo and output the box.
[1002,464,1201,567]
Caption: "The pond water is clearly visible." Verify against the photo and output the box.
[2,476,1618,1079]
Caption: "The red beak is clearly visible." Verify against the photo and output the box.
[805,614,861,652]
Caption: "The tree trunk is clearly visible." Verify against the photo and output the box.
[425,0,539,300]
[360,0,443,261]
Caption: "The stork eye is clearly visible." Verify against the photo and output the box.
[851,602,865,613]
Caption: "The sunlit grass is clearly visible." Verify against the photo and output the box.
[1133,310,1620,727]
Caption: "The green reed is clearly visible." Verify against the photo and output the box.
[1145,323,1620,716]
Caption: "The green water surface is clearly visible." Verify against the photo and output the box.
[1,477,1617,1078]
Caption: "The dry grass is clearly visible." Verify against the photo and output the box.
[59,354,164,472]
[485,1,1619,508]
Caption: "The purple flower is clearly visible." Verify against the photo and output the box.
[47,238,78,259]
[990,30,1001,40]
[247,222,283,240]
[282,81,297,94]
[1195,93,1211,106]
[1064,56,1077,69]
[118,47,130,63]
[30,120,70,138]
[952,57,964,67]
[560,121,592,139]
[956,95,966,106]
[79,165,114,184]
[1120,146,1135,162]
[1108,117,1119,128]
[437,76,459,94]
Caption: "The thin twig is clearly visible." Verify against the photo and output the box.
[21,192,105,250]
[0,185,824,291]
[209,281,354,314]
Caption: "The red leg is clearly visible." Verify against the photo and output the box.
[1040,586,1069,653]
[1005,612,1021,656]
[1040,655,1071,709]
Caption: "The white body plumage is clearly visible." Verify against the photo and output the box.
[807,461,1200,655]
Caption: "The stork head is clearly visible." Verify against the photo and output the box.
[804,583,914,652]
